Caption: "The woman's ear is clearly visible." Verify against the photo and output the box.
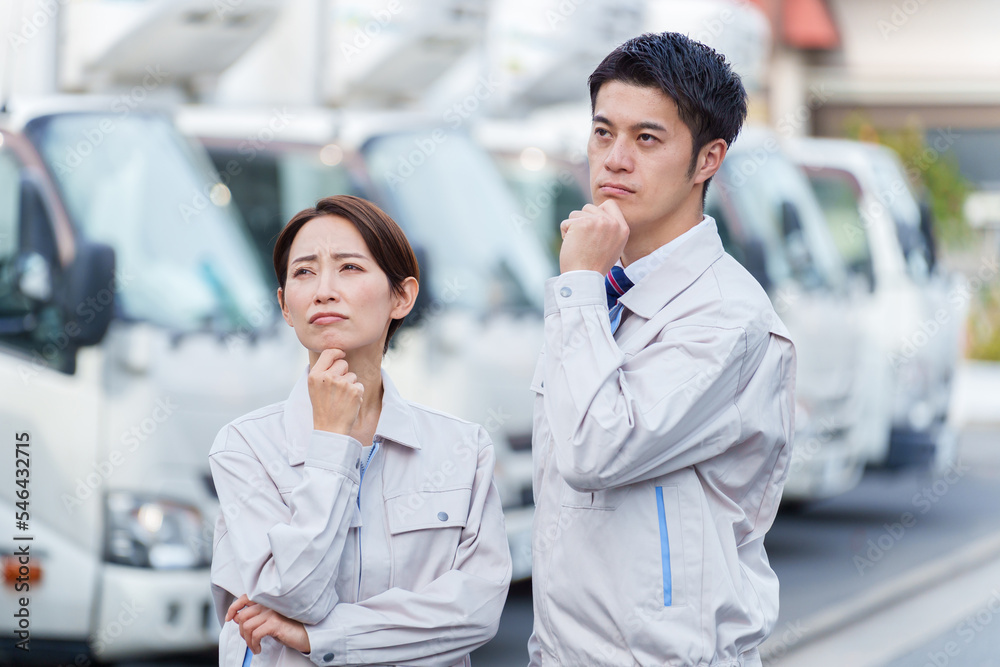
[278,287,294,327]
[390,277,419,320]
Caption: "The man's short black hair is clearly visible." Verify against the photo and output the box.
[588,32,748,200]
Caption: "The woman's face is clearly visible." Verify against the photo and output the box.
[278,215,414,361]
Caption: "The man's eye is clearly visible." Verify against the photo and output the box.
[639,133,656,142]
[595,127,610,137]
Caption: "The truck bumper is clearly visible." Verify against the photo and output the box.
[92,565,218,660]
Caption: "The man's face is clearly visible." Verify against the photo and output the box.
[588,80,699,235]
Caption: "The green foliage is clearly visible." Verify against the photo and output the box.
[968,281,1000,361]
[844,114,974,248]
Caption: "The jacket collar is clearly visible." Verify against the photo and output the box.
[617,216,725,320]
[284,366,422,466]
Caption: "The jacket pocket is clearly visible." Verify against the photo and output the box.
[385,487,471,534]
[560,483,631,510]
[384,488,472,586]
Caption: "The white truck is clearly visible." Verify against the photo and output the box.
[175,0,552,583]
[0,0,304,661]
[790,137,964,471]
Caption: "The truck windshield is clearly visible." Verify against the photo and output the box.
[26,113,271,334]
[364,132,553,313]
[721,147,846,291]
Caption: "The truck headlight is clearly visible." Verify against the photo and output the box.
[104,493,211,569]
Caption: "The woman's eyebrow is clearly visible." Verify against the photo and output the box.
[291,252,369,264]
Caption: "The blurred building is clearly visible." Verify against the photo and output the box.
[754,0,1000,193]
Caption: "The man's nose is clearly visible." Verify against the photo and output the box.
[605,137,634,172]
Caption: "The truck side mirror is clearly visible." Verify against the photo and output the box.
[64,241,117,347]
[918,200,938,271]
[742,237,772,294]
[781,200,803,238]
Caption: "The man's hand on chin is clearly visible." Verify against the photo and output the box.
[559,200,630,275]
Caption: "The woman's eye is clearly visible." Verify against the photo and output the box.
[343,264,361,271]
[293,268,310,276]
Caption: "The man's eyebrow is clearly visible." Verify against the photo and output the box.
[633,120,667,132]
[592,115,667,133]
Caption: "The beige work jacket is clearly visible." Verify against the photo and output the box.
[528,217,796,666]
[209,369,511,666]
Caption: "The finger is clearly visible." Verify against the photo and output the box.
[240,611,267,651]
[328,358,349,376]
[344,372,358,385]
[560,219,572,238]
[567,209,587,219]
[312,348,345,372]
[599,198,626,222]
[249,614,275,655]
[226,594,250,623]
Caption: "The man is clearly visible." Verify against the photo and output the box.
[528,32,796,666]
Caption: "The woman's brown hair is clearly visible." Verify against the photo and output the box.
[273,195,419,353]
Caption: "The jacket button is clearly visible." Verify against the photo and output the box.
[323,653,335,662]
[437,511,449,521]
[559,286,572,298]
[355,458,360,469]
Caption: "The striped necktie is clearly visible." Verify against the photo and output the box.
[605,265,634,334]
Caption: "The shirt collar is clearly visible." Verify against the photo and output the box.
[619,215,710,286]
[617,215,725,319]
[284,366,422,466]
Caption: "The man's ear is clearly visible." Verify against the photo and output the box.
[692,138,728,185]
[278,287,294,327]
[390,277,419,320]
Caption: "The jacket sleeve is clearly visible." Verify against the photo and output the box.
[302,428,512,666]
[209,424,362,624]
[540,270,759,491]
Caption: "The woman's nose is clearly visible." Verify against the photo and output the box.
[313,272,340,302]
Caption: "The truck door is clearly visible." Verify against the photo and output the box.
[0,135,103,654]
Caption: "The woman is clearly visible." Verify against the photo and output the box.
[209,195,512,666]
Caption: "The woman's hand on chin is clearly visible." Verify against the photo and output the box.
[228,594,312,655]
[308,348,364,434]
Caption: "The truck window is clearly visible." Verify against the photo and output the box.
[204,145,359,287]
